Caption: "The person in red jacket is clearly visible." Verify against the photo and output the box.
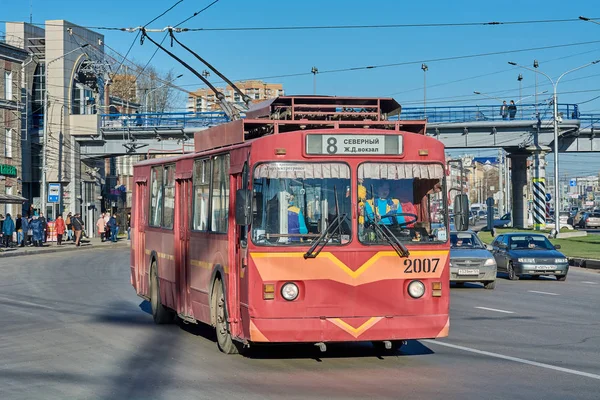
[55,214,66,245]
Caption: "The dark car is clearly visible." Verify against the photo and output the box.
[490,233,568,281]
[493,213,511,228]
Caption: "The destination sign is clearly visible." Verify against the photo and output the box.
[305,134,403,156]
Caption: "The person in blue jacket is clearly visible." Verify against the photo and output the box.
[30,214,44,247]
[287,195,308,242]
[2,213,15,247]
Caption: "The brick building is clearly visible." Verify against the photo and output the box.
[0,40,27,216]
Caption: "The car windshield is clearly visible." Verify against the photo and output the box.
[509,235,555,250]
[357,163,448,244]
[251,162,351,246]
[450,232,484,249]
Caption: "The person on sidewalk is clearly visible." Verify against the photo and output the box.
[15,214,23,247]
[65,212,73,242]
[21,214,29,247]
[30,215,44,247]
[96,213,106,242]
[127,212,131,241]
[55,214,66,246]
[72,213,84,247]
[108,214,118,242]
[2,214,15,248]
[39,213,47,243]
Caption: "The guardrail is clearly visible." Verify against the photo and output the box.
[100,111,230,129]
[399,103,580,123]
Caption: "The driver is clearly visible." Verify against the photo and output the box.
[364,181,417,227]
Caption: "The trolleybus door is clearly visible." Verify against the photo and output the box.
[175,176,192,318]
[134,180,148,295]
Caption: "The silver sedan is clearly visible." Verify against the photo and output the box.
[450,231,497,289]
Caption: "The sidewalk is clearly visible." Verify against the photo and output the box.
[0,236,130,258]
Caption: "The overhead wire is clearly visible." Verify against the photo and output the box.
[2,16,598,32]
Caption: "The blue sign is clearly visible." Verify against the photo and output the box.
[48,183,61,203]
[545,193,552,202]
[570,179,577,187]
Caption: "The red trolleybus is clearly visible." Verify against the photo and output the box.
[130,96,467,354]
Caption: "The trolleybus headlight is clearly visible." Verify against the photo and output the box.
[408,280,426,299]
[281,282,299,301]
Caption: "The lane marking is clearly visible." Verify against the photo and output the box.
[423,340,600,381]
[582,281,598,285]
[475,306,514,314]
[528,290,560,296]
[0,296,56,310]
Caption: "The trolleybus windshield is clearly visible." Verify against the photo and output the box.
[252,162,351,246]
[358,162,448,244]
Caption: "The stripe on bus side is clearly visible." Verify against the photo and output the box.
[250,250,448,286]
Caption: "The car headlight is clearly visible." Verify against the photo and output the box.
[484,258,496,266]
[518,258,535,263]
[281,282,299,301]
[408,280,425,299]
[555,258,568,263]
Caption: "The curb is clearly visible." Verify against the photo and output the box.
[569,257,600,270]
[0,241,130,258]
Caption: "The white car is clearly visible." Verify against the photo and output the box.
[545,219,574,230]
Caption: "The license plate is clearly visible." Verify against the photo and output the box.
[458,269,480,275]
[535,265,555,270]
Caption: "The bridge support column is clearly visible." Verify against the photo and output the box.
[528,146,551,231]
[508,154,529,229]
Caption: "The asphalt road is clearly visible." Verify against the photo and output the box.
[1,248,599,400]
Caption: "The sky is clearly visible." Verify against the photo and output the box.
[2,0,600,177]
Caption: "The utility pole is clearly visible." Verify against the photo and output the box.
[533,60,539,114]
[421,63,428,119]
[498,148,504,216]
[311,66,318,95]
[517,74,523,118]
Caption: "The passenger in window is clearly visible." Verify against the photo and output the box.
[364,181,416,227]
[287,195,308,241]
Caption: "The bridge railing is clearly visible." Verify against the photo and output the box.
[398,104,579,123]
[579,114,600,129]
[100,111,230,129]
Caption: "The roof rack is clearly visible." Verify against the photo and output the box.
[195,96,425,153]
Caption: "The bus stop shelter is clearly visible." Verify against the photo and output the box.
[0,194,27,205]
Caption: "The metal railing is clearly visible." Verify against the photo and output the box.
[398,103,580,123]
[100,111,230,129]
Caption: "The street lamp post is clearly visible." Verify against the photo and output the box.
[311,66,318,95]
[509,59,600,234]
[517,74,523,118]
[144,74,183,113]
[421,63,428,118]
[41,44,88,217]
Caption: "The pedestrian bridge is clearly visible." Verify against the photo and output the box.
[74,103,600,156]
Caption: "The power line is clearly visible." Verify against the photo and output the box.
[146,0,185,27]
[4,16,596,32]
[174,0,222,27]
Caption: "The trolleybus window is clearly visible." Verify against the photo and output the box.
[358,163,447,244]
[149,166,164,227]
[252,162,351,245]
[192,158,210,231]
[211,154,230,233]
[163,165,176,229]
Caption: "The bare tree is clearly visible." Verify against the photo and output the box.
[105,52,183,113]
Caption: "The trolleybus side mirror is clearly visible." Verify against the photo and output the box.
[235,189,252,226]
[453,194,469,231]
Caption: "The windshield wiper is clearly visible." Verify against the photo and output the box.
[370,221,410,258]
[304,186,346,259]
[368,184,410,258]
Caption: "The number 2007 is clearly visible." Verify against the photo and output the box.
[403,258,440,273]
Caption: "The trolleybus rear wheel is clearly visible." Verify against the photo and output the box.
[150,261,172,324]
[213,279,240,354]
